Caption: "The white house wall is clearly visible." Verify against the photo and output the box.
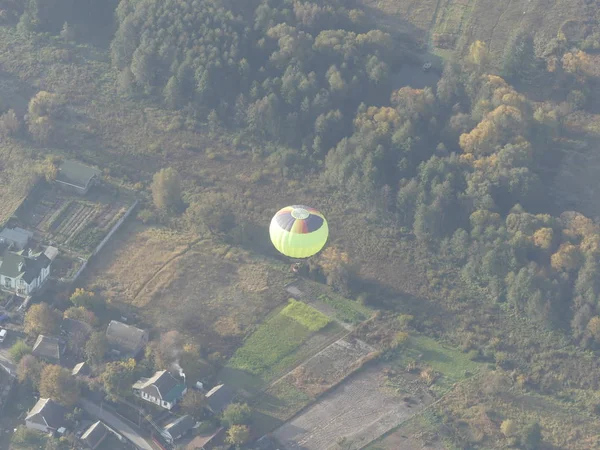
[0,262,51,295]
[25,420,49,433]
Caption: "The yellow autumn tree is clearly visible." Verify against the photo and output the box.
[551,243,583,272]
[467,40,491,69]
[532,228,554,251]
[562,50,593,81]
[586,316,600,341]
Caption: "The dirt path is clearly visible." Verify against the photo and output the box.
[131,236,207,302]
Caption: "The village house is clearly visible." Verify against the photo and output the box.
[0,246,56,296]
[106,320,148,358]
[80,420,109,449]
[31,335,62,364]
[185,427,227,450]
[161,414,196,444]
[205,384,235,415]
[25,398,68,435]
[54,160,102,196]
[132,370,187,410]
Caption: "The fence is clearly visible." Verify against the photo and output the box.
[92,200,139,257]
[68,199,138,284]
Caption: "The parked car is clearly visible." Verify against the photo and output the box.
[0,314,10,324]
[0,329,6,343]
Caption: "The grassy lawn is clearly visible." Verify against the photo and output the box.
[317,293,373,324]
[280,298,331,331]
[227,299,332,378]
[392,335,480,395]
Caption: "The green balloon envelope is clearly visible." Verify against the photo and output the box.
[269,205,329,258]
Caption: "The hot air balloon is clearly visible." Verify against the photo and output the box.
[269,205,329,259]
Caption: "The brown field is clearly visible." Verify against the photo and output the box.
[277,337,377,398]
[82,221,292,355]
[273,364,433,450]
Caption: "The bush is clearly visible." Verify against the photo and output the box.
[10,340,32,363]
[501,419,516,437]
[467,349,481,361]
[221,403,252,427]
[520,421,542,450]
[137,208,155,224]
[567,90,587,110]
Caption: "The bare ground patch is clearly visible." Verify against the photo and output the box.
[273,364,433,450]
[278,337,377,398]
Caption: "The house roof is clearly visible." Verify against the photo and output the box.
[106,320,147,355]
[25,398,67,430]
[32,335,61,361]
[205,384,235,414]
[55,160,101,189]
[72,362,90,376]
[0,227,33,247]
[163,415,195,440]
[133,370,186,402]
[44,246,59,261]
[81,421,108,449]
[61,318,92,337]
[186,427,225,450]
[0,249,51,284]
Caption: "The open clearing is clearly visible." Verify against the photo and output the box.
[273,363,433,450]
[271,333,478,449]
[82,221,292,355]
[359,0,591,62]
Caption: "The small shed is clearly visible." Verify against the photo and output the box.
[205,384,235,414]
[0,228,34,250]
[162,414,196,444]
[55,160,101,196]
[31,335,61,364]
[80,420,109,449]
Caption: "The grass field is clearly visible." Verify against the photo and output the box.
[286,279,374,325]
[387,335,480,396]
[227,299,332,377]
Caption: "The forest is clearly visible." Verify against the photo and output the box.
[2,0,600,449]
[104,0,600,347]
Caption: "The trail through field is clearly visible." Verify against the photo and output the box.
[131,237,207,304]
[487,0,514,49]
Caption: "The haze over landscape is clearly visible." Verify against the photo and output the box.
[1,0,600,449]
